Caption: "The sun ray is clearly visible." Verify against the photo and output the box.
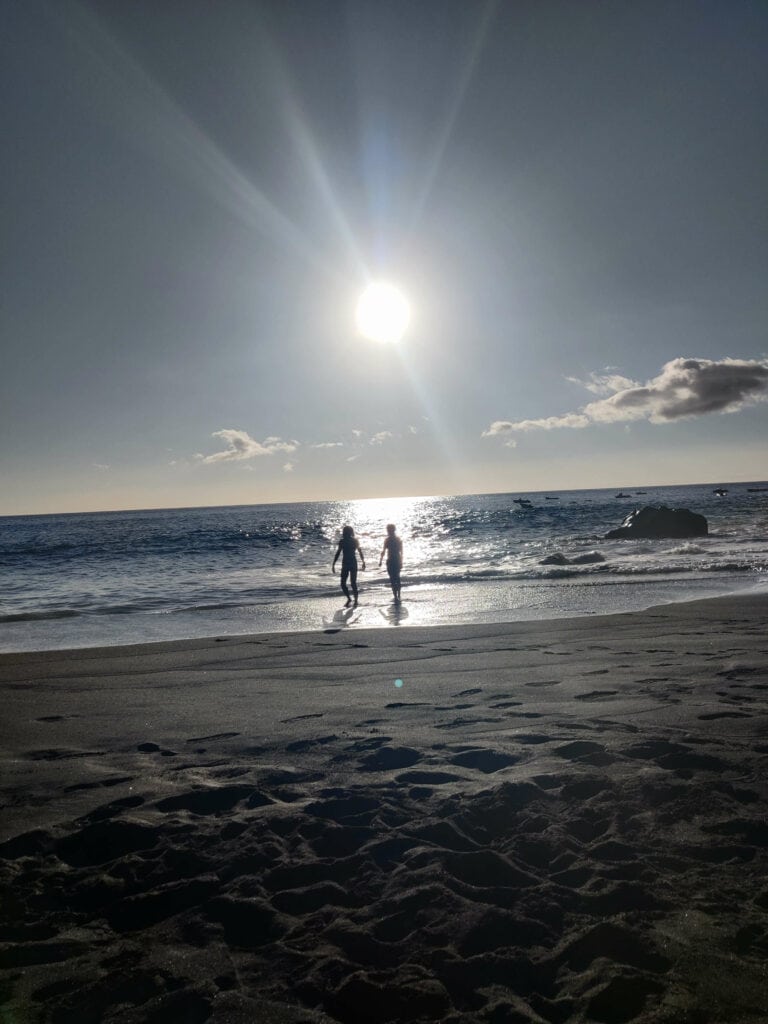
[411,0,499,226]
[61,5,335,278]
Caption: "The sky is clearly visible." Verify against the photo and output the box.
[2,0,767,515]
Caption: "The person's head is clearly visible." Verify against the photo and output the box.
[342,525,354,539]
[386,523,396,535]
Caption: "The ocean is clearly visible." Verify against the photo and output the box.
[2,482,767,652]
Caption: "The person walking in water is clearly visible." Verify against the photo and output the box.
[332,525,365,606]
[379,523,403,603]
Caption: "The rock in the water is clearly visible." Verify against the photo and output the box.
[605,505,707,540]
[540,551,606,566]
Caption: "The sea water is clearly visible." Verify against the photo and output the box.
[2,483,767,651]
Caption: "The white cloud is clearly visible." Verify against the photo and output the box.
[485,357,768,437]
[485,412,590,434]
[370,430,394,445]
[311,441,344,448]
[200,429,298,463]
[93,463,110,471]
[346,454,361,462]
[283,461,294,473]
[566,371,639,395]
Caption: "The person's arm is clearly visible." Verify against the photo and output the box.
[332,541,341,573]
[379,538,387,567]
[357,540,366,570]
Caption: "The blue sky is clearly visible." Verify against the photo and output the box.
[2,0,767,514]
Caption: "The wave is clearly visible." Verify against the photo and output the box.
[0,523,334,562]
[3,564,763,625]
[0,609,81,623]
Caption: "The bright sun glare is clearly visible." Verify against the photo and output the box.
[355,282,410,343]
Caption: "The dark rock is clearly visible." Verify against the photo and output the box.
[541,551,605,565]
[605,505,707,539]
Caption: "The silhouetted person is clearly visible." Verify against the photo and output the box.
[379,523,403,603]
[332,525,365,606]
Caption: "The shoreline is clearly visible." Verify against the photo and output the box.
[2,573,763,656]
[2,591,767,1022]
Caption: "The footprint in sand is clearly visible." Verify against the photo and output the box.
[27,748,104,761]
[698,711,752,720]
[395,769,463,785]
[56,820,160,867]
[80,794,145,822]
[287,735,338,753]
[449,749,518,774]
[64,776,134,793]
[575,690,619,701]
[156,785,271,815]
[435,716,503,730]
[561,778,610,800]
[343,736,392,751]
[554,741,612,765]
[359,746,422,771]
[185,732,240,743]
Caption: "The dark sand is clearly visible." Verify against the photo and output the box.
[1,594,767,1023]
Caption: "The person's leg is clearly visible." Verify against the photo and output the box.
[349,566,359,603]
[340,568,351,604]
[387,566,397,601]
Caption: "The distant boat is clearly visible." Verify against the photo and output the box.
[512,498,533,507]
[635,491,646,495]
[713,488,728,496]
[747,487,768,492]
[544,496,560,500]
[615,492,631,498]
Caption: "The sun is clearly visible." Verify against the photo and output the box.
[355,282,410,343]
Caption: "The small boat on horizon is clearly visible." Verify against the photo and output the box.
[615,492,631,498]
[713,488,728,496]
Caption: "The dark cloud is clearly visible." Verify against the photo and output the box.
[485,357,768,436]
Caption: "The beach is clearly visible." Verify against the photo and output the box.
[1,593,767,1023]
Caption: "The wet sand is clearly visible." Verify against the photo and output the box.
[1,594,767,1023]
